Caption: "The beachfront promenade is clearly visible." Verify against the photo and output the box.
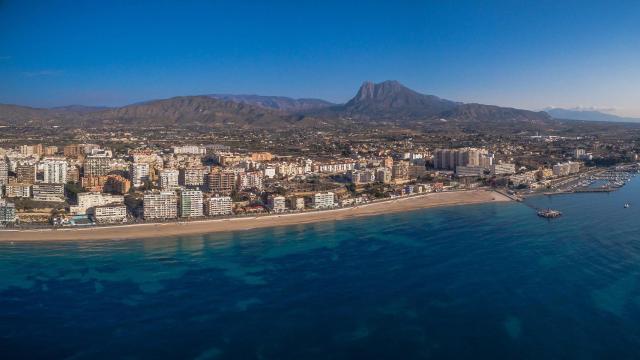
[0,190,511,242]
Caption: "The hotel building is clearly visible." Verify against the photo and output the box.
[179,189,204,217]
[143,191,178,220]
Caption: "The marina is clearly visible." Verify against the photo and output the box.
[543,167,637,196]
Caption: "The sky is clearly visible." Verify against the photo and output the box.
[1,0,639,116]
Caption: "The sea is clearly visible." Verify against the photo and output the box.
[2,179,640,359]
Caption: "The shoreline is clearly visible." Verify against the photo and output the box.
[0,190,512,242]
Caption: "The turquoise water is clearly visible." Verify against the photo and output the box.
[2,179,640,359]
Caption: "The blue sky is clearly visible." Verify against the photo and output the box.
[1,0,639,116]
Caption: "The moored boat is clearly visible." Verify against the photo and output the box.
[537,209,562,218]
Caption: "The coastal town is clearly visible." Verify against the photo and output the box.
[1,131,638,231]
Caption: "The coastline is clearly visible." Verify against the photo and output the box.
[0,190,511,242]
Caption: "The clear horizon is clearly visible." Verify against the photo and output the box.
[1,1,639,117]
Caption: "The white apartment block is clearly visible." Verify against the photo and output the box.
[267,195,286,213]
[275,162,305,177]
[348,169,376,184]
[94,204,127,224]
[4,183,31,198]
[313,192,335,209]
[32,184,65,202]
[510,171,538,186]
[179,167,208,188]
[236,171,263,191]
[289,196,305,210]
[552,162,580,177]
[159,169,180,190]
[179,189,204,217]
[264,167,276,178]
[313,161,356,174]
[172,145,206,155]
[42,157,68,184]
[143,191,178,220]
[376,167,392,183]
[206,195,233,216]
[0,158,8,186]
[455,166,486,178]
[71,192,125,215]
[131,162,150,188]
[0,200,17,225]
[491,163,516,175]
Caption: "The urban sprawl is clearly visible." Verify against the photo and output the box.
[0,135,636,228]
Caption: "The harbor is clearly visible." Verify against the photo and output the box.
[543,166,637,196]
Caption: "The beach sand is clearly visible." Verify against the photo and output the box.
[0,190,511,242]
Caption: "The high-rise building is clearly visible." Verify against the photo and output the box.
[143,191,178,220]
[94,204,127,224]
[159,169,180,190]
[179,167,207,188]
[32,183,65,202]
[205,195,233,216]
[172,145,206,155]
[392,161,409,180]
[236,171,263,191]
[384,156,394,169]
[312,192,335,209]
[81,176,108,193]
[0,200,17,226]
[408,165,427,179]
[19,145,35,156]
[33,144,44,156]
[19,144,44,156]
[131,162,150,188]
[84,156,112,177]
[42,158,68,184]
[44,146,58,156]
[104,175,131,194]
[552,162,581,176]
[433,148,489,170]
[207,169,235,194]
[455,166,485,178]
[376,167,392,183]
[15,162,36,184]
[267,195,286,213]
[179,189,204,217]
[63,144,82,158]
[4,183,31,198]
[347,169,376,184]
[66,165,80,183]
[490,163,516,175]
[288,196,305,210]
[71,192,125,215]
[0,158,8,186]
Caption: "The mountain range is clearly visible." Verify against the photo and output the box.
[205,94,334,112]
[0,80,556,130]
[545,108,640,123]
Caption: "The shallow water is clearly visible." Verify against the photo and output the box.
[2,179,640,359]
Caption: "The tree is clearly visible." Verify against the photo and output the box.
[345,183,356,194]
[65,182,84,203]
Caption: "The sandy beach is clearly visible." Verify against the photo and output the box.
[0,190,511,242]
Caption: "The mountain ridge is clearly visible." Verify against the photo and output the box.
[206,94,334,112]
[546,107,640,123]
[0,80,558,130]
